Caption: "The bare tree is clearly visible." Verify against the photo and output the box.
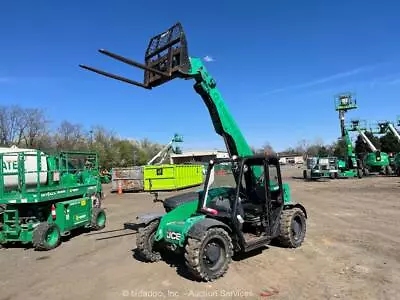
[0,104,194,169]
[23,108,49,148]
[262,142,275,156]
[295,139,310,155]
[313,137,324,147]
[55,121,86,150]
[0,106,8,145]
[0,106,27,146]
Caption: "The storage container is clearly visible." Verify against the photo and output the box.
[144,164,203,191]
[111,166,144,192]
[0,147,48,187]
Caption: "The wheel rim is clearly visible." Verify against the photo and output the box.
[292,215,303,241]
[97,212,106,227]
[92,194,101,208]
[202,238,225,271]
[46,226,59,246]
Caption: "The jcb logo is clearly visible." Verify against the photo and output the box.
[166,231,181,240]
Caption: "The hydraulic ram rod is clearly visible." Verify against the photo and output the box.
[357,128,377,152]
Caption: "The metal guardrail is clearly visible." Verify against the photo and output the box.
[0,150,99,200]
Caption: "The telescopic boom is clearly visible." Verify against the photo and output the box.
[80,23,257,174]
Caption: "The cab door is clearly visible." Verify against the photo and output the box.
[264,157,284,236]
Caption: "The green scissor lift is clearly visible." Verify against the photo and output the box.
[0,149,106,250]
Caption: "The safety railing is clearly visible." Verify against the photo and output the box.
[0,150,99,200]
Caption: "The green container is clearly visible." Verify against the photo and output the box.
[144,164,203,191]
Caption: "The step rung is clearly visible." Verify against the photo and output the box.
[244,236,271,252]
[3,230,18,234]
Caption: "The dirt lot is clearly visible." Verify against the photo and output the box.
[1,167,400,300]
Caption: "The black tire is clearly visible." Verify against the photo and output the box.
[90,208,106,230]
[276,208,306,248]
[32,222,61,251]
[91,192,103,208]
[136,220,162,262]
[184,227,233,282]
[397,168,400,177]
[385,165,393,176]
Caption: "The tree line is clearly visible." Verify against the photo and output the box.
[257,138,348,159]
[2,105,399,168]
[0,105,163,169]
[259,130,400,160]
[354,131,400,155]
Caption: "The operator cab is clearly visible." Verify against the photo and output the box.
[198,155,284,245]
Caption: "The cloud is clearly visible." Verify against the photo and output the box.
[264,64,381,95]
[203,55,215,63]
[387,78,400,85]
[364,72,400,87]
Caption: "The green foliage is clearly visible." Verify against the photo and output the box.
[86,129,163,169]
[355,132,380,154]
[333,139,347,158]
[380,132,400,153]
[282,138,345,159]
[0,105,164,170]
[317,146,329,157]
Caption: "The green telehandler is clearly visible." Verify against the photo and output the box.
[334,94,363,178]
[81,23,307,281]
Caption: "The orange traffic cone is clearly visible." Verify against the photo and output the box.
[118,182,123,194]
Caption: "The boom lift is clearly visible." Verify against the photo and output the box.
[146,133,183,165]
[375,120,400,175]
[334,94,362,178]
[348,120,391,175]
[81,23,307,281]
[377,121,400,142]
[110,133,195,193]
